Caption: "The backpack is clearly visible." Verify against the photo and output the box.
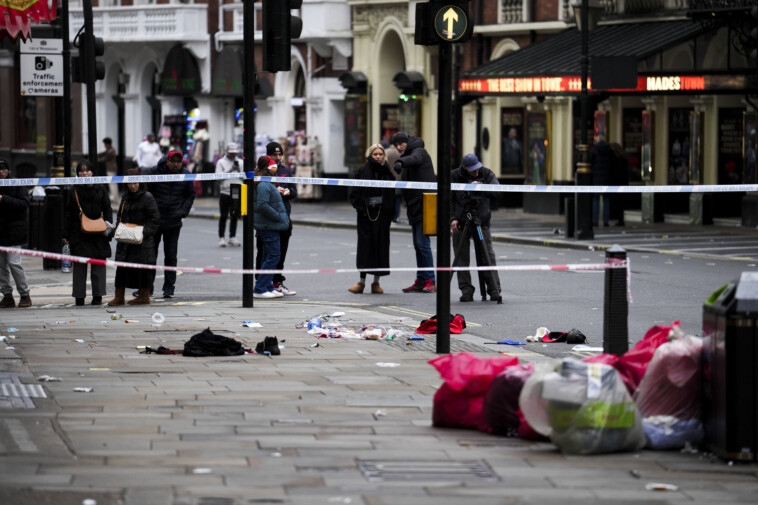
[182,328,247,357]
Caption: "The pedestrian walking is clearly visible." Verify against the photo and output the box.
[347,144,395,294]
[108,168,161,306]
[255,141,297,296]
[62,160,113,306]
[215,142,242,247]
[590,135,613,227]
[390,131,437,293]
[253,156,290,299]
[0,159,32,308]
[143,149,196,298]
[97,137,120,202]
[450,154,502,302]
[609,142,630,226]
[134,133,162,171]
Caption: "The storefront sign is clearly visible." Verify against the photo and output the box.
[459,74,747,95]
[161,44,201,96]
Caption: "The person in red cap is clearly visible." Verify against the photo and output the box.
[255,141,297,296]
[253,155,289,299]
[140,148,196,299]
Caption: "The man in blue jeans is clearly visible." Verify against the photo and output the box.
[390,132,437,293]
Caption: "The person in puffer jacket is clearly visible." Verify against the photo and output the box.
[143,149,195,299]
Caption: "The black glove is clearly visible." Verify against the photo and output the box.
[393,160,403,174]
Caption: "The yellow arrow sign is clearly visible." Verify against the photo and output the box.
[442,7,458,40]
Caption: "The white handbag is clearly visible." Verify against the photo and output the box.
[114,201,144,245]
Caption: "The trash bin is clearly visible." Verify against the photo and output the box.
[28,188,45,250]
[42,186,64,270]
[702,272,758,461]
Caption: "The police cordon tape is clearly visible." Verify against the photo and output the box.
[0,246,628,276]
[0,172,754,194]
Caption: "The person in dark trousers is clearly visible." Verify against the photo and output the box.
[143,149,195,298]
[255,141,297,296]
[215,142,242,247]
[0,159,32,308]
[98,136,119,202]
[62,160,113,306]
[450,153,502,302]
[348,143,395,294]
[108,168,161,306]
[609,142,630,226]
[589,135,613,227]
[390,131,437,293]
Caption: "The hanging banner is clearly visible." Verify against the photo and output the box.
[0,0,57,41]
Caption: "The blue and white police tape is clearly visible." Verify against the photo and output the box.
[1,172,756,194]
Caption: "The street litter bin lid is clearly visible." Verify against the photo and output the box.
[734,272,758,313]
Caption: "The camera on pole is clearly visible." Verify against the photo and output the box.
[262,0,303,72]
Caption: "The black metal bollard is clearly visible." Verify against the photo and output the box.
[603,244,628,356]
[42,186,64,270]
[565,196,575,238]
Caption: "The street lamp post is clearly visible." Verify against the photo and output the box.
[573,0,602,240]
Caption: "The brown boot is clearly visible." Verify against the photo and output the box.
[127,288,151,305]
[348,281,365,294]
[108,287,126,306]
[18,295,32,308]
[0,295,16,308]
[371,282,383,294]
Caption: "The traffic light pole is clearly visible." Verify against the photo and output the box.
[242,0,256,308]
[436,41,453,355]
[82,0,98,165]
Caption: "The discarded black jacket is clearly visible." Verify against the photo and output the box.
[183,328,247,357]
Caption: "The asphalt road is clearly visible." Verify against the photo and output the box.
[158,217,747,358]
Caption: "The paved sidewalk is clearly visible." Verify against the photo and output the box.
[1,300,757,504]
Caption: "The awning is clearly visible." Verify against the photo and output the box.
[0,0,56,41]
[338,71,368,94]
[211,45,272,98]
[161,44,202,96]
[460,20,749,96]
[393,71,425,94]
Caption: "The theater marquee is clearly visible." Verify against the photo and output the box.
[459,74,747,95]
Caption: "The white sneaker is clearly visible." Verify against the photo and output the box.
[228,237,241,247]
[271,290,284,298]
[253,291,277,299]
[218,237,227,247]
[274,283,296,296]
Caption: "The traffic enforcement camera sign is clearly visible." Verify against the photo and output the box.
[19,38,63,97]
[433,4,469,42]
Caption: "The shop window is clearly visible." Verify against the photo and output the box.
[501,108,524,178]
[668,108,692,185]
[18,96,37,148]
[622,108,644,183]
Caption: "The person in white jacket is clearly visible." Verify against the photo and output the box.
[134,133,162,170]
[215,142,243,247]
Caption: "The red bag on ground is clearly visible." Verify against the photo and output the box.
[583,322,677,395]
[429,352,518,432]
[416,314,467,334]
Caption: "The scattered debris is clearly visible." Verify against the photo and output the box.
[73,387,93,393]
[645,483,679,492]
[38,375,61,382]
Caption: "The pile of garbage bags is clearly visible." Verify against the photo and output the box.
[429,321,704,454]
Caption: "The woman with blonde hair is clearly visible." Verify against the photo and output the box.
[347,143,395,294]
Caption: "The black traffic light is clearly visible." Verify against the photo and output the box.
[72,31,105,83]
[415,1,473,46]
[262,0,303,73]
[751,6,758,65]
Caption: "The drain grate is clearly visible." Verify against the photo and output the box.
[357,459,499,482]
[380,334,492,353]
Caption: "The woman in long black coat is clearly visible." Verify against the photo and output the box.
[63,160,113,306]
[108,168,160,306]
[347,143,395,294]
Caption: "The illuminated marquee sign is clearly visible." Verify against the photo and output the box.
[459,75,746,94]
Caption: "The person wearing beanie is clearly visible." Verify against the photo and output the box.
[62,160,113,306]
[215,142,242,247]
[450,153,502,303]
[255,141,298,296]
[390,131,437,293]
[0,159,32,308]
